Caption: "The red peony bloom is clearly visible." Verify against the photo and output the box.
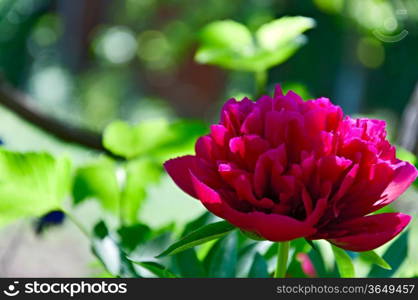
[164,86,418,251]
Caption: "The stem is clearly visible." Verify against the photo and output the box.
[63,209,90,239]
[274,241,290,278]
[63,209,117,276]
[255,70,268,97]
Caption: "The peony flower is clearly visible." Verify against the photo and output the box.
[164,86,418,251]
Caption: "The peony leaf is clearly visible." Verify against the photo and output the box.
[195,16,315,72]
[236,242,259,277]
[240,229,265,241]
[0,149,71,227]
[103,119,170,159]
[256,16,316,51]
[203,231,238,277]
[103,119,207,160]
[248,252,269,278]
[173,249,206,278]
[368,231,408,277]
[331,245,355,278]
[396,147,417,165]
[359,250,392,270]
[117,223,152,252]
[92,221,139,277]
[72,158,120,213]
[131,261,177,278]
[198,20,253,54]
[157,221,235,257]
[120,158,161,224]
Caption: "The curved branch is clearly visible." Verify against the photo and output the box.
[0,80,107,153]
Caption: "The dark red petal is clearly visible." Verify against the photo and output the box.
[374,161,418,208]
[164,155,198,198]
[326,213,411,251]
[191,171,316,241]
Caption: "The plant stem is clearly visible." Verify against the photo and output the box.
[63,209,90,239]
[274,241,290,278]
[255,70,268,97]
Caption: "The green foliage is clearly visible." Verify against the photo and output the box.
[203,232,238,277]
[195,16,315,72]
[248,252,269,278]
[91,221,139,277]
[103,119,207,161]
[72,158,120,213]
[0,149,71,226]
[359,251,391,270]
[131,261,177,278]
[157,221,236,257]
[120,158,161,224]
[368,231,409,278]
[331,244,355,278]
[397,147,418,188]
[117,224,152,252]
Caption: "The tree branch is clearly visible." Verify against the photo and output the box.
[398,82,418,155]
[0,80,107,153]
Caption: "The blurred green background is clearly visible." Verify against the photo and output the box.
[0,0,417,277]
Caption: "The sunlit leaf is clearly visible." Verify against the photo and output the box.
[359,250,391,270]
[103,119,207,160]
[72,158,119,213]
[196,16,315,72]
[199,20,253,54]
[256,16,315,51]
[103,119,169,159]
[157,221,235,257]
[0,150,71,226]
[331,245,355,278]
[120,158,161,224]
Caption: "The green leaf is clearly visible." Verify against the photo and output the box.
[157,221,235,257]
[195,16,315,72]
[204,232,238,277]
[120,158,161,224]
[0,150,71,226]
[91,221,138,277]
[132,261,177,278]
[117,224,152,252]
[173,249,206,278]
[331,244,355,278]
[130,230,173,262]
[103,119,169,159]
[359,250,391,270]
[199,20,253,53]
[256,16,316,51]
[181,211,214,237]
[236,242,259,277]
[240,229,265,241]
[152,120,208,163]
[396,147,417,165]
[103,119,207,160]
[396,147,418,188]
[72,158,119,213]
[248,252,269,278]
[368,231,409,278]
